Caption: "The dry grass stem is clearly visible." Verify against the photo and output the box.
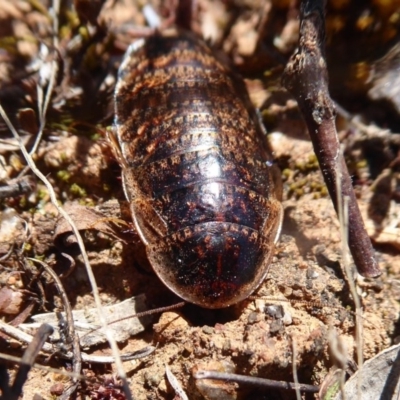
[0,104,132,399]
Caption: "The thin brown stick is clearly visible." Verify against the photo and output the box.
[175,0,196,31]
[28,259,76,345]
[10,323,54,400]
[282,0,380,278]
[194,370,319,393]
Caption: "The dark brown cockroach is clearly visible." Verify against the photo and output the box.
[110,29,283,309]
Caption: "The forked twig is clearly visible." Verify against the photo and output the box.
[282,0,380,278]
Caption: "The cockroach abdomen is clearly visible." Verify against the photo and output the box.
[113,30,283,308]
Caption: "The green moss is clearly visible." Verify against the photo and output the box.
[79,198,95,207]
[90,132,102,141]
[70,183,87,197]
[23,242,32,252]
[49,121,74,131]
[313,192,322,199]
[295,154,319,172]
[261,109,276,125]
[356,159,368,169]
[28,0,51,17]
[57,170,71,182]
[0,37,20,54]
[78,25,90,40]
[263,69,274,77]
[83,42,102,70]
[59,152,69,163]
[309,181,319,190]
[287,170,328,199]
[19,196,27,208]
[37,187,48,200]
[320,186,328,196]
[288,181,306,199]
[307,153,318,165]
[282,168,292,180]
[64,9,80,30]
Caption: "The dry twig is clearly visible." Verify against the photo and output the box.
[194,370,319,393]
[282,0,380,278]
[0,323,53,400]
[291,337,301,400]
[28,257,82,398]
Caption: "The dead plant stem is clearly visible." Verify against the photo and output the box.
[291,337,301,400]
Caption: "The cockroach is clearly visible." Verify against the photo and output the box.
[109,29,283,309]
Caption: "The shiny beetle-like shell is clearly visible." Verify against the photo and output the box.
[112,30,283,308]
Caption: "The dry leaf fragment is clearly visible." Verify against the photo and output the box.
[332,344,400,400]
[54,200,127,244]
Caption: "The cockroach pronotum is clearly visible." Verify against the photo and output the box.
[109,29,283,309]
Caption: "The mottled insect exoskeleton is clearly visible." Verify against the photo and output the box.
[111,30,283,308]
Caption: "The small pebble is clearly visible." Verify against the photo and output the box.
[49,383,64,396]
